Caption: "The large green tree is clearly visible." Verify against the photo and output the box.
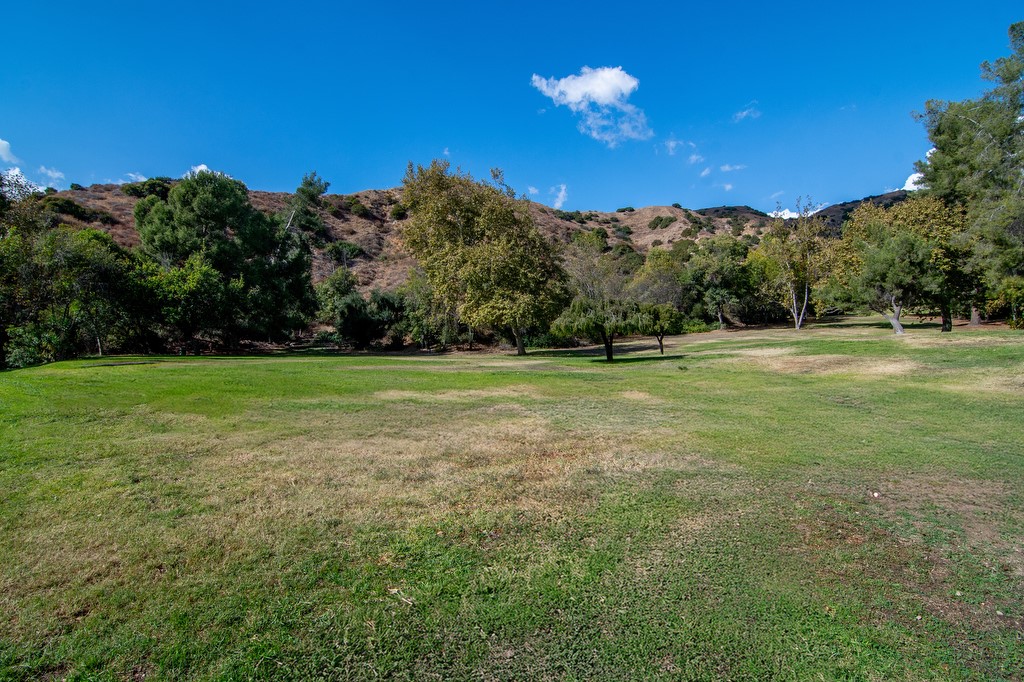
[916,22,1024,322]
[760,202,829,330]
[134,169,315,345]
[401,161,566,355]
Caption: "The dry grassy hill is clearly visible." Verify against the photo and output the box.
[53,183,776,292]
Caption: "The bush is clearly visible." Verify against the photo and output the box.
[70,183,85,191]
[41,196,118,225]
[651,239,663,247]
[616,206,635,213]
[121,178,172,201]
[648,215,677,230]
[672,202,682,209]
[681,319,715,334]
[325,240,364,264]
[390,204,408,220]
[346,197,372,218]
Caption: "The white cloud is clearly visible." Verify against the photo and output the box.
[0,139,20,164]
[125,172,147,182]
[550,183,568,209]
[38,165,65,185]
[770,190,785,200]
[665,139,682,156]
[531,66,652,147]
[443,147,450,157]
[733,101,761,122]
[183,164,219,178]
[719,164,746,172]
[700,167,711,178]
[902,172,925,191]
[527,186,539,195]
[770,203,829,219]
[688,153,704,164]
[721,183,734,192]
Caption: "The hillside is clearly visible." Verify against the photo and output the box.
[49,183,889,292]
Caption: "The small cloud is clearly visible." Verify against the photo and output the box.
[443,147,450,157]
[0,139,20,164]
[688,153,704,164]
[770,202,829,219]
[733,101,761,122]
[550,183,568,209]
[665,139,682,156]
[184,164,210,177]
[770,190,784,200]
[721,183,733,192]
[700,167,711,178]
[38,165,65,185]
[902,172,925,191]
[531,66,653,147]
[839,104,858,112]
[719,164,746,172]
[527,186,539,195]
[125,172,147,183]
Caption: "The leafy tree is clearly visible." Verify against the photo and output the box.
[554,232,643,361]
[687,234,749,329]
[135,169,315,345]
[916,22,1024,324]
[636,302,682,354]
[284,171,330,241]
[401,161,566,355]
[760,201,828,329]
[830,203,934,333]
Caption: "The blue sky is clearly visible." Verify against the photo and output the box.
[2,2,1020,213]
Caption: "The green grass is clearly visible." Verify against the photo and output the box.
[1,319,1022,680]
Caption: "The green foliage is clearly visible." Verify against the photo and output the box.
[40,196,118,225]
[615,206,635,213]
[121,177,173,201]
[135,170,315,344]
[325,240,364,266]
[390,203,408,220]
[916,22,1024,324]
[647,215,677,230]
[401,161,567,354]
[284,171,330,241]
[69,183,84,191]
[672,202,682,209]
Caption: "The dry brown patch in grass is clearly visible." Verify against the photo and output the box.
[620,390,653,401]
[739,352,921,377]
[374,386,541,402]
[944,370,1024,395]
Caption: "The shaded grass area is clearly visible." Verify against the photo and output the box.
[1,320,1022,679]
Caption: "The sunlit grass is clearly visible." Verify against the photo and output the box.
[1,319,1022,679]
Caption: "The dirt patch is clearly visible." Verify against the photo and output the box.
[747,353,921,377]
[374,386,540,401]
[620,390,653,401]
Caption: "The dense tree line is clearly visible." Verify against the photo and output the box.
[1,23,1020,368]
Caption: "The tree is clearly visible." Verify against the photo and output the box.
[916,22,1024,324]
[833,203,934,334]
[686,234,748,329]
[135,169,315,345]
[760,201,828,329]
[401,161,566,355]
[284,171,330,242]
[553,232,643,361]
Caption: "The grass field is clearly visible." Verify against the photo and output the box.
[1,319,1022,680]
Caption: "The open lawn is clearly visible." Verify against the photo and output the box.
[1,319,1022,680]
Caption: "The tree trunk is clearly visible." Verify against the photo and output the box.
[969,305,982,326]
[513,328,526,356]
[883,299,905,334]
[601,331,614,362]
[717,308,724,330]
[656,333,665,355]
[940,303,953,332]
